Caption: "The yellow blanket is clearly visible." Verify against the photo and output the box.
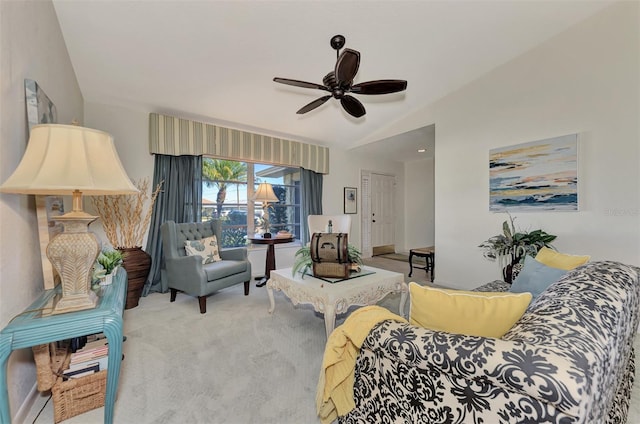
[316,305,407,424]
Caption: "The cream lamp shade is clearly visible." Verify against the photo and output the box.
[252,182,278,236]
[252,182,279,204]
[0,124,138,314]
[1,124,137,197]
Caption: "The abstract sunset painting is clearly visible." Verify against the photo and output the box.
[490,134,578,212]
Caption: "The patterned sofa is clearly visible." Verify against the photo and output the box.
[340,261,639,424]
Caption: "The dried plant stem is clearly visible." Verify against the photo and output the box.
[91,178,162,249]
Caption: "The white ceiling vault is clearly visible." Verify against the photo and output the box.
[52,0,613,161]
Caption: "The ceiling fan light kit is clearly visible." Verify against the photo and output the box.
[273,34,407,118]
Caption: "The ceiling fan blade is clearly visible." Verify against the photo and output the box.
[273,77,329,91]
[296,95,332,114]
[335,48,360,86]
[351,80,408,95]
[341,95,366,118]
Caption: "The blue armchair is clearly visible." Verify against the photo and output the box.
[160,220,251,313]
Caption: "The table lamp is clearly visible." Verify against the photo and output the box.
[253,182,279,238]
[0,124,138,314]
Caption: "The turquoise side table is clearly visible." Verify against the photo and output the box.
[0,267,127,423]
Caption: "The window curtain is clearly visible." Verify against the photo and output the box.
[301,168,323,245]
[143,154,203,295]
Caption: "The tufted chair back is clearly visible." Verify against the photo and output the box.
[163,220,222,259]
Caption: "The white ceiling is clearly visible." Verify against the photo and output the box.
[52,0,613,161]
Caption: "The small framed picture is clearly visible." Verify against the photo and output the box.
[344,187,357,214]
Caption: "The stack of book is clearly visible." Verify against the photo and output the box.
[62,334,108,379]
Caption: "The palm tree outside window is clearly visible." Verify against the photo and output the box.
[202,158,301,247]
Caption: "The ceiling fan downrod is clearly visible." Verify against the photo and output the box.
[330,34,346,59]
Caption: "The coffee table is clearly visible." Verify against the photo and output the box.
[267,266,408,338]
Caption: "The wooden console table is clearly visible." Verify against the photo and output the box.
[0,268,127,423]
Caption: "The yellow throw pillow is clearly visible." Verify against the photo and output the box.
[535,247,590,271]
[409,283,532,338]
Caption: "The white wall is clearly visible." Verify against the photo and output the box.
[84,102,156,248]
[432,1,639,288]
[404,157,435,252]
[0,1,83,419]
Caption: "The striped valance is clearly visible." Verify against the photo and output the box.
[148,113,329,174]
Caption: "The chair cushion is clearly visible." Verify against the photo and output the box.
[510,255,567,299]
[535,246,590,270]
[409,283,531,338]
[184,235,222,264]
[203,260,248,281]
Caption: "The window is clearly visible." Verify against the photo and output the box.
[202,158,301,247]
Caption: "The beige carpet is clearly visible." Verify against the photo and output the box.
[22,257,640,423]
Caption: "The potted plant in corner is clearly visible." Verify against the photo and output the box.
[479,214,557,283]
[91,178,162,309]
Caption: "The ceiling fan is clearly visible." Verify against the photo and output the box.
[273,35,407,118]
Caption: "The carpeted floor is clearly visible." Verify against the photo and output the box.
[23,256,640,423]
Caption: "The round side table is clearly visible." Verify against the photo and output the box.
[248,236,294,287]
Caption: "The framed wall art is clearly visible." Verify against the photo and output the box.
[344,187,357,214]
[25,79,63,289]
[489,134,578,212]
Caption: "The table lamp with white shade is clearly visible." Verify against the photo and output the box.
[0,124,138,314]
[253,182,279,238]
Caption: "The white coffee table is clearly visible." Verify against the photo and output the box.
[267,266,408,338]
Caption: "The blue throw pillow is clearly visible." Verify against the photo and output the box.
[510,256,567,299]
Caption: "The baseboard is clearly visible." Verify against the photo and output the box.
[14,382,39,424]
[372,245,395,256]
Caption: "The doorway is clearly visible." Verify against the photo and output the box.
[361,171,396,258]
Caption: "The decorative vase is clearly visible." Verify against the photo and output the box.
[502,258,524,284]
[100,273,113,286]
[118,247,152,309]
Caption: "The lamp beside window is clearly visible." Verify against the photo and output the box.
[253,182,279,238]
[0,124,138,314]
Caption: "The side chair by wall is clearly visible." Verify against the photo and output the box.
[160,220,252,313]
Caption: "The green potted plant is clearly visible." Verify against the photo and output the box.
[479,214,557,283]
[96,249,124,285]
[98,249,124,274]
[292,244,363,277]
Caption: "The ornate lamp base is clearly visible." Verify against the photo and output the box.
[46,214,100,314]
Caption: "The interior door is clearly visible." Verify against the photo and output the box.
[362,171,395,256]
[371,173,395,248]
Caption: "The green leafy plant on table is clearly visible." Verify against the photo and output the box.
[92,249,125,287]
[478,214,556,283]
[292,244,363,277]
[97,249,124,274]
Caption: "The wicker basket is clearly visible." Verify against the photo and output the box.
[33,343,107,423]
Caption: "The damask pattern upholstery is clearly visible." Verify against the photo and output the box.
[340,261,639,424]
